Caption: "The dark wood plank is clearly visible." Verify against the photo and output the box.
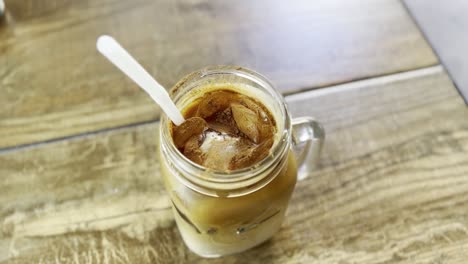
[0,0,438,148]
[404,0,468,103]
[2,66,467,263]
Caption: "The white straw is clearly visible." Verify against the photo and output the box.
[96,35,185,126]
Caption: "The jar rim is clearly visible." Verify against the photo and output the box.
[160,66,292,193]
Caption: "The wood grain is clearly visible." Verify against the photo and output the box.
[403,0,468,103]
[1,66,467,263]
[0,0,437,148]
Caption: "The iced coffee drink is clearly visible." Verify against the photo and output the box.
[94,37,322,257]
[160,88,297,256]
[159,66,323,257]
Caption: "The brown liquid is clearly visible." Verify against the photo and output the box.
[171,90,277,171]
[160,148,297,257]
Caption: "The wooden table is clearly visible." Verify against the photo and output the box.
[1,1,467,263]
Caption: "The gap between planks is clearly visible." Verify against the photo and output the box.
[0,65,446,155]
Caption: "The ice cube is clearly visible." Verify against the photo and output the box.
[239,97,275,141]
[173,117,208,148]
[231,103,260,143]
[209,107,239,135]
[230,138,273,169]
[200,131,240,171]
[183,135,204,164]
[239,96,264,116]
[196,91,238,118]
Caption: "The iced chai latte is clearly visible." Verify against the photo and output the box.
[159,67,323,257]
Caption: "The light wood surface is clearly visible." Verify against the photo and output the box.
[0,0,437,149]
[403,0,468,103]
[2,66,467,263]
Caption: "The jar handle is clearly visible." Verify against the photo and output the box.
[291,117,325,180]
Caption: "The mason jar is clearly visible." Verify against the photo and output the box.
[159,66,324,257]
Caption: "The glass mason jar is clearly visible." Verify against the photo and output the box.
[159,66,324,258]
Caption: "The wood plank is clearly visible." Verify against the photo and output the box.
[403,0,468,103]
[2,66,468,263]
[0,0,438,148]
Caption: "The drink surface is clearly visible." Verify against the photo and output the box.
[171,89,277,171]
